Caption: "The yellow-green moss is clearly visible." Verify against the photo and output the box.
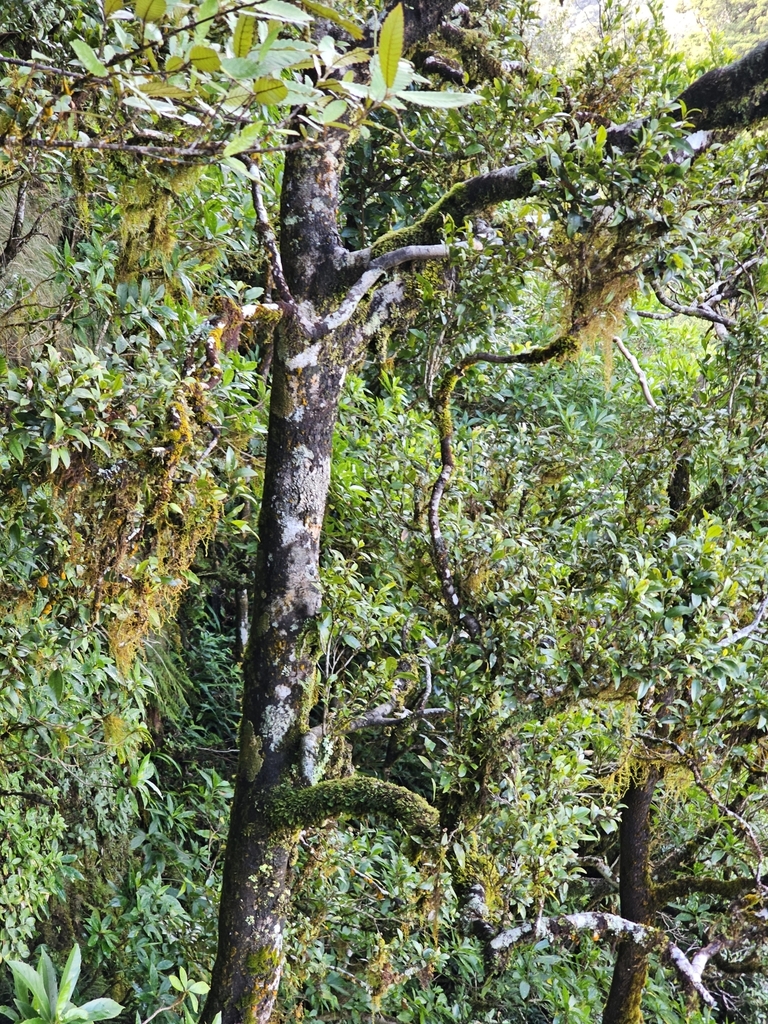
[266,775,439,841]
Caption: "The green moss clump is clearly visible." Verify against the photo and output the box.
[266,775,439,841]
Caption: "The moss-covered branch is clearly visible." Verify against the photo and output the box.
[266,775,439,839]
[654,875,758,904]
[369,163,541,256]
[679,39,768,131]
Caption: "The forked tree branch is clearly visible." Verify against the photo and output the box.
[318,244,449,336]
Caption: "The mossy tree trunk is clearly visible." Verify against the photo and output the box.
[602,770,661,1024]
[203,320,348,1024]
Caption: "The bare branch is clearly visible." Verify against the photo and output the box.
[718,595,768,647]
[651,280,737,328]
[579,856,620,889]
[490,911,719,1008]
[613,336,658,410]
[318,245,449,337]
[248,166,293,307]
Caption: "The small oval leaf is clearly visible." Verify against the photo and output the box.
[189,44,222,72]
[253,76,288,104]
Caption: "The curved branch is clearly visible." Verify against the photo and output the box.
[428,337,577,636]
[266,775,439,839]
[651,280,737,328]
[613,336,658,410]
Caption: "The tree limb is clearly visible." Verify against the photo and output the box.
[318,244,449,336]
[613,336,658,410]
[679,39,768,131]
[651,279,737,328]
[489,911,719,1007]
[718,595,768,647]
[266,775,439,839]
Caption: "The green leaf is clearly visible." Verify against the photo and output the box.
[104,0,123,16]
[220,57,263,79]
[165,55,185,71]
[252,77,289,104]
[233,14,257,57]
[251,0,312,23]
[8,963,49,1013]
[519,980,531,999]
[322,98,347,124]
[193,0,218,41]
[8,435,24,464]
[299,0,362,39]
[401,89,481,108]
[71,40,110,77]
[134,0,166,20]
[378,2,404,89]
[222,122,264,157]
[39,951,58,1013]
[70,999,123,1021]
[57,946,81,1013]
[140,83,191,98]
[189,45,222,72]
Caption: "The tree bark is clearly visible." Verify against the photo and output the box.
[602,769,661,1024]
[204,318,347,1024]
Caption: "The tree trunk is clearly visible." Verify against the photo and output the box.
[602,768,660,1024]
[204,320,347,1024]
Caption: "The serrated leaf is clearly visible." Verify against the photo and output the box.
[322,98,347,123]
[400,89,481,107]
[165,55,185,71]
[252,0,312,23]
[189,45,221,72]
[71,40,110,77]
[378,2,404,89]
[253,76,288,104]
[233,13,257,57]
[135,0,166,20]
[299,0,362,39]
